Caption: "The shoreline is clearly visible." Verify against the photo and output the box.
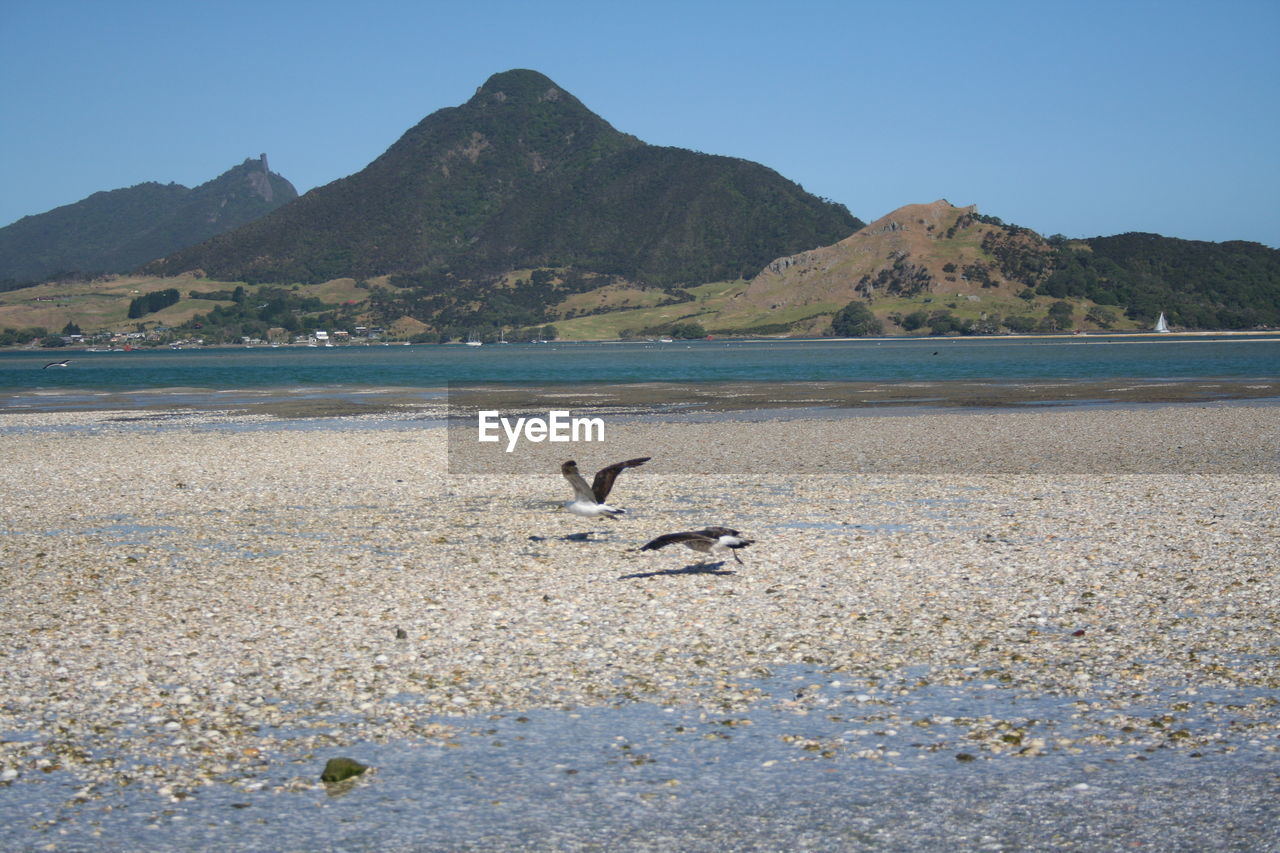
[2,376,1278,421]
[2,327,1278,353]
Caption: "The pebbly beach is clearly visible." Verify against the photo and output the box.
[1,399,1277,850]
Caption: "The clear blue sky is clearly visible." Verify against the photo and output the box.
[3,0,1277,246]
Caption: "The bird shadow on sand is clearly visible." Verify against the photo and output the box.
[528,532,607,543]
[619,562,736,580]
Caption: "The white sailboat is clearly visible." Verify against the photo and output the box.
[465,330,483,346]
[1153,312,1170,333]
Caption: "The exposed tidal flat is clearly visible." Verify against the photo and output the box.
[1,401,1278,850]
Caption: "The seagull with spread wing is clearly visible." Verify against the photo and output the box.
[640,526,753,565]
[561,457,650,519]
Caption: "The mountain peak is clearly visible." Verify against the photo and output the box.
[144,70,858,286]
[471,69,565,104]
[861,200,975,237]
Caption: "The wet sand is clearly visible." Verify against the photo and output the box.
[443,377,1280,419]
[4,376,1278,421]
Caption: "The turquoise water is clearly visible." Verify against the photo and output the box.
[2,335,1278,411]
[5,336,1280,387]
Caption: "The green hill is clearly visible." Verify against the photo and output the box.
[0,156,297,286]
[573,201,1280,339]
[1046,232,1280,329]
[144,69,863,288]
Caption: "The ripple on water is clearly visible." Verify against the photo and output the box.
[2,667,1277,851]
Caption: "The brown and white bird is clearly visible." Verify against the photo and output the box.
[640,527,753,564]
[561,457,650,519]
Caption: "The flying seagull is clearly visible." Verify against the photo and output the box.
[640,527,753,565]
[42,359,71,369]
[561,457,650,519]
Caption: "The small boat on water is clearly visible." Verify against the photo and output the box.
[1153,312,1170,333]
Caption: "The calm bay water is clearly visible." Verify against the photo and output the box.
[2,334,1279,412]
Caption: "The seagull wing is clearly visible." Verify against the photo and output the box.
[591,457,650,503]
[640,531,714,552]
[561,461,598,504]
[697,526,742,539]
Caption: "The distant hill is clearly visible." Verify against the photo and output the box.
[1047,231,1280,329]
[144,69,862,287]
[0,156,297,287]
[718,200,1280,334]
[740,200,1033,313]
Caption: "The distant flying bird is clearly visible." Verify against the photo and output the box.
[42,359,71,369]
[640,527,753,565]
[561,457,650,519]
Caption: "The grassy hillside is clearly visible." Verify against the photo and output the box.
[548,280,1143,340]
[552,279,747,338]
[0,274,382,343]
[0,255,1161,345]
